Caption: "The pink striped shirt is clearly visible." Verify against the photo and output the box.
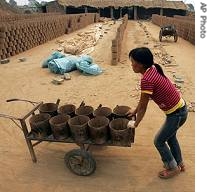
[140,65,182,113]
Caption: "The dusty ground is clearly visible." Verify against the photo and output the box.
[0,20,194,192]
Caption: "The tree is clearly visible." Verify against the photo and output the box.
[28,0,41,8]
[9,0,17,7]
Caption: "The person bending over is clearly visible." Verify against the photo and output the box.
[127,47,188,179]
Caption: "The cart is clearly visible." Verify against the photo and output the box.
[0,99,135,176]
[159,24,178,42]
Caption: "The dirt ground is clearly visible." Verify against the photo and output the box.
[0,20,195,192]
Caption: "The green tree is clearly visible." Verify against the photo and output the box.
[28,0,41,8]
[9,0,17,7]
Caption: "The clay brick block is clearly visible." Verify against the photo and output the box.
[112,59,118,65]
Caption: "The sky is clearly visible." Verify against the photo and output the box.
[6,0,195,6]
[5,0,54,5]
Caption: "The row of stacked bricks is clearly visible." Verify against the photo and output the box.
[0,13,62,23]
[0,13,99,60]
[111,14,128,65]
[65,13,99,34]
[0,17,68,59]
[151,14,195,45]
[173,19,195,44]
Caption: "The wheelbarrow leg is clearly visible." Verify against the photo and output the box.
[20,119,37,163]
[77,143,91,152]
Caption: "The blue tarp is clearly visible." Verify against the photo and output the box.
[48,56,79,74]
[76,61,103,75]
[42,51,65,68]
[43,53,103,76]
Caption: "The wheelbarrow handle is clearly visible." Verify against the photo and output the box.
[97,104,102,108]
[0,113,20,120]
[6,98,22,102]
[79,100,85,107]
[6,98,39,105]
[56,98,60,105]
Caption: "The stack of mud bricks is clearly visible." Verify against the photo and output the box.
[0,13,61,23]
[66,13,99,34]
[0,13,99,59]
[173,16,195,44]
[151,14,195,45]
[111,14,128,65]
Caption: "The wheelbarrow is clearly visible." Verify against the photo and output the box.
[159,24,178,42]
[0,99,135,176]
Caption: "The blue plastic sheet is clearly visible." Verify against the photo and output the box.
[44,53,103,75]
[76,61,103,75]
[80,55,93,64]
[42,51,65,68]
[48,56,79,74]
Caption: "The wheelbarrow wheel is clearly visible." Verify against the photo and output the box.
[174,32,178,42]
[64,149,96,176]
[159,30,162,42]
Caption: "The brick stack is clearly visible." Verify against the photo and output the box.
[0,26,6,58]
[0,13,99,59]
[174,15,195,22]
[152,14,195,45]
[0,13,61,23]
[66,13,97,34]
[111,14,128,65]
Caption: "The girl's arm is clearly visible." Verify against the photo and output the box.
[134,92,150,127]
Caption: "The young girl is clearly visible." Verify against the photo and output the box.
[127,47,188,179]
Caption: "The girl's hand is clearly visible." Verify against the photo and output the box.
[127,120,136,129]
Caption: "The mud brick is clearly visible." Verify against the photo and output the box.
[17,39,22,44]
[14,35,19,40]
[11,31,16,36]
[4,42,8,48]
[0,32,6,38]
[15,50,19,54]
[10,51,16,56]
[112,39,118,46]
[15,30,20,35]
[5,37,9,42]
[0,55,6,59]
[13,41,17,46]
[0,26,6,32]
[0,38,5,44]
[16,44,20,49]
[6,53,10,58]
[111,46,118,52]
[12,46,16,51]
[2,49,7,54]
[9,41,13,46]
[112,57,118,62]
[6,47,12,52]
[5,31,10,36]
[112,59,118,65]
[112,52,118,57]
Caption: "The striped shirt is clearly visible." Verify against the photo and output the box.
[140,65,184,114]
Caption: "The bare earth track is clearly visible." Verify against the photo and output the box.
[0,20,194,192]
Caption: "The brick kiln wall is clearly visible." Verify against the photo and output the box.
[0,13,99,59]
[152,14,195,45]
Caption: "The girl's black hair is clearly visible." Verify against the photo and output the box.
[129,47,166,77]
